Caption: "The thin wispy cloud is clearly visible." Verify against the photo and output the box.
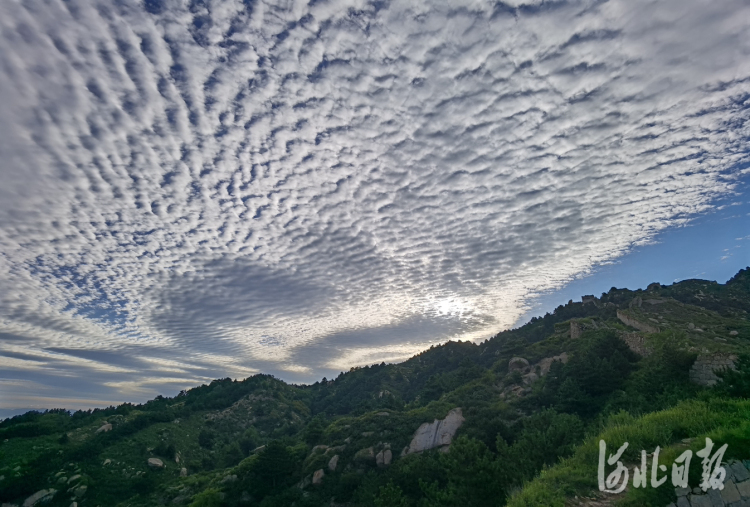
[1,0,749,409]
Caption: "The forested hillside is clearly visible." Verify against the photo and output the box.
[2,268,750,507]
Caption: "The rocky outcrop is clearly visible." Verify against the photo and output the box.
[406,408,464,454]
[22,489,56,507]
[221,475,237,484]
[689,353,737,386]
[328,455,339,471]
[537,353,569,376]
[501,354,569,399]
[617,310,660,334]
[312,469,324,485]
[376,449,392,467]
[522,372,539,385]
[509,357,530,371]
[147,458,164,469]
[180,468,187,477]
[95,423,112,434]
[667,459,750,507]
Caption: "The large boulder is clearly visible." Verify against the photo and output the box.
[407,408,464,454]
[73,485,87,498]
[312,469,325,485]
[508,357,530,372]
[147,458,164,469]
[537,353,569,376]
[376,449,392,466]
[95,423,112,434]
[22,489,56,507]
[328,455,339,471]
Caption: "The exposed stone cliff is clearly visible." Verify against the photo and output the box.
[406,408,464,454]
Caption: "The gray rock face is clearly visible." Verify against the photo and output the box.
[675,487,690,497]
[328,455,339,471]
[312,469,324,485]
[72,486,87,499]
[375,449,392,467]
[705,488,722,507]
[688,493,711,506]
[508,357,530,372]
[22,489,56,507]
[731,462,750,482]
[736,479,750,498]
[407,408,464,454]
[729,330,739,336]
[669,459,750,507]
[180,468,187,477]
[95,423,112,434]
[147,458,164,469]
[720,480,741,504]
[537,353,569,376]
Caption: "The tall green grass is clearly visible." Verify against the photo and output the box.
[508,398,750,507]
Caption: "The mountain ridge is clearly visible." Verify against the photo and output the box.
[1,267,749,507]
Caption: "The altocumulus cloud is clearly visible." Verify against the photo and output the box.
[0,0,749,410]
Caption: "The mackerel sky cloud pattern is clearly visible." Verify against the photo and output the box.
[1,0,749,409]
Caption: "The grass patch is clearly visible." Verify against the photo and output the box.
[508,398,750,507]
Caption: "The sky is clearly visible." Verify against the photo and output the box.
[0,0,749,417]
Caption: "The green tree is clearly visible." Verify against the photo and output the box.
[420,436,506,507]
[497,409,584,484]
[374,481,410,507]
[189,488,223,507]
[250,440,297,497]
[303,414,327,445]
[198,429,215,449]
[716,354,750,398]
[223,442,244,467]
